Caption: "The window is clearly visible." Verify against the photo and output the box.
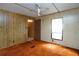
[52,18,63,40]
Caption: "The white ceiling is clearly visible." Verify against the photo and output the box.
[0,3,79,17]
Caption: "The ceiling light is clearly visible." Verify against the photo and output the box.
[28,19,34,22]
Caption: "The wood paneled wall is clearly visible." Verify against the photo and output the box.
[0,10,32,49]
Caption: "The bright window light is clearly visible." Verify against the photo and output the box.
[52,18,63,40]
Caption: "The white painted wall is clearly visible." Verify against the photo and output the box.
[40,8,79,49]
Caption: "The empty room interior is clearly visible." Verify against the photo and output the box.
[0,3,79,56]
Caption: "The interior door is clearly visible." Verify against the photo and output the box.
[34,19,41,40]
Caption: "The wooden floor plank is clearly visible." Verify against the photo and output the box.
[0,40,79,56]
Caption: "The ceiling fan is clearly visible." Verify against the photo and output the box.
[35,4,50,16]
[35,4,41,16]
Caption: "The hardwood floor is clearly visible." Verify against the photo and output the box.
[0,40,79,56]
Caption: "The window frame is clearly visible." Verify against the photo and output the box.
[51,18,63,41]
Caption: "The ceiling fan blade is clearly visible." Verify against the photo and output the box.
[35,4,40,8]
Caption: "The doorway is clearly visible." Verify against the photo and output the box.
[28,19,34,41]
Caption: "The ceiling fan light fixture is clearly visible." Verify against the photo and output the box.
[38,8,40,13]
[37,8,40,16]
[35,4,41,16]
